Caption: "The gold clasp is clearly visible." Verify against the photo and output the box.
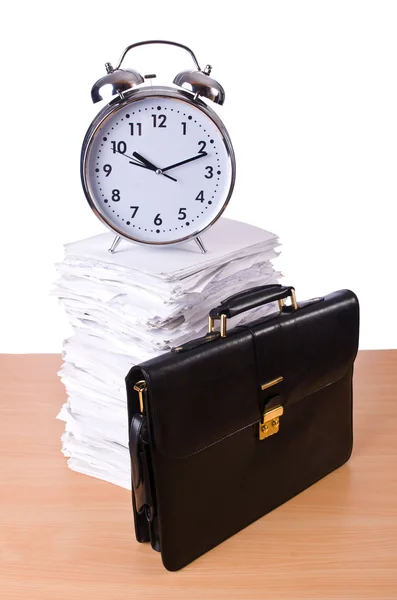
[208,314,227,338]
[259,405,284,440]
[278,288,298,311]
[133,380,147,413]
[261,376,284,391]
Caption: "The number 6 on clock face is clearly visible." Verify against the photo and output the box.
[81,87,236,246]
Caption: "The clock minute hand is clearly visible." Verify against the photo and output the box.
[162,152,208,172]
[132,152,177,182]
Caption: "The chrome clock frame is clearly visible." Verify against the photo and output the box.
[80,86,236,251]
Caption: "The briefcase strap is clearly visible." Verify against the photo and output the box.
[129,414,155,519]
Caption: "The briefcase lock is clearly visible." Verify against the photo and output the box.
[259,406,284,440]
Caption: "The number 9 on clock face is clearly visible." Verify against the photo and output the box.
[81,88,235,245]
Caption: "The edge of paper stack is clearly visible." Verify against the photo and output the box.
[54,218,281,489]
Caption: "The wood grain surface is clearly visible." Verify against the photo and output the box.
[0,351,396,599]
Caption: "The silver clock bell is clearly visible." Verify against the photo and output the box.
[81,40,235,254]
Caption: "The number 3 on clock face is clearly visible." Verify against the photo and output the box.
[81,88,236,246]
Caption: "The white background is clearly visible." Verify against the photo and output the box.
[1,0,396,352]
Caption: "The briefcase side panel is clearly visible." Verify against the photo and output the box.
[126,376,151,544]
[151,368,353,571]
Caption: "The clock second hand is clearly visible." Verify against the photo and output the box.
[132,152,177,182]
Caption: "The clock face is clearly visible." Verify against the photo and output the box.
[82,90,235,244]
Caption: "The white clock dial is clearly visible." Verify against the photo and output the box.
[83,91,234,245]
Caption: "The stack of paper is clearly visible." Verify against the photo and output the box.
[55,218,281,489]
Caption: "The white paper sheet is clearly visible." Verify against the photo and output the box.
[63,217,278,279]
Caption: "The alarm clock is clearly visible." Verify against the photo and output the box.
[80,40,236,254]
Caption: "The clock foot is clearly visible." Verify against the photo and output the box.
[195,236,207,254]
[108,236,122,254]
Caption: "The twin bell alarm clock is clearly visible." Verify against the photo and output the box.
[80,40,236,253]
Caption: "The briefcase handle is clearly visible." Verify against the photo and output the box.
[208,284,297,337]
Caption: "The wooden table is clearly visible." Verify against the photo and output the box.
[0,352,396,599]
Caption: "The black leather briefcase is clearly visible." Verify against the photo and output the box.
[126,284,359,571]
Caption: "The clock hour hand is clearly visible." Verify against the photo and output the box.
[162,152,208,172]
[116,151,151,170]
[132,152,177,182]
